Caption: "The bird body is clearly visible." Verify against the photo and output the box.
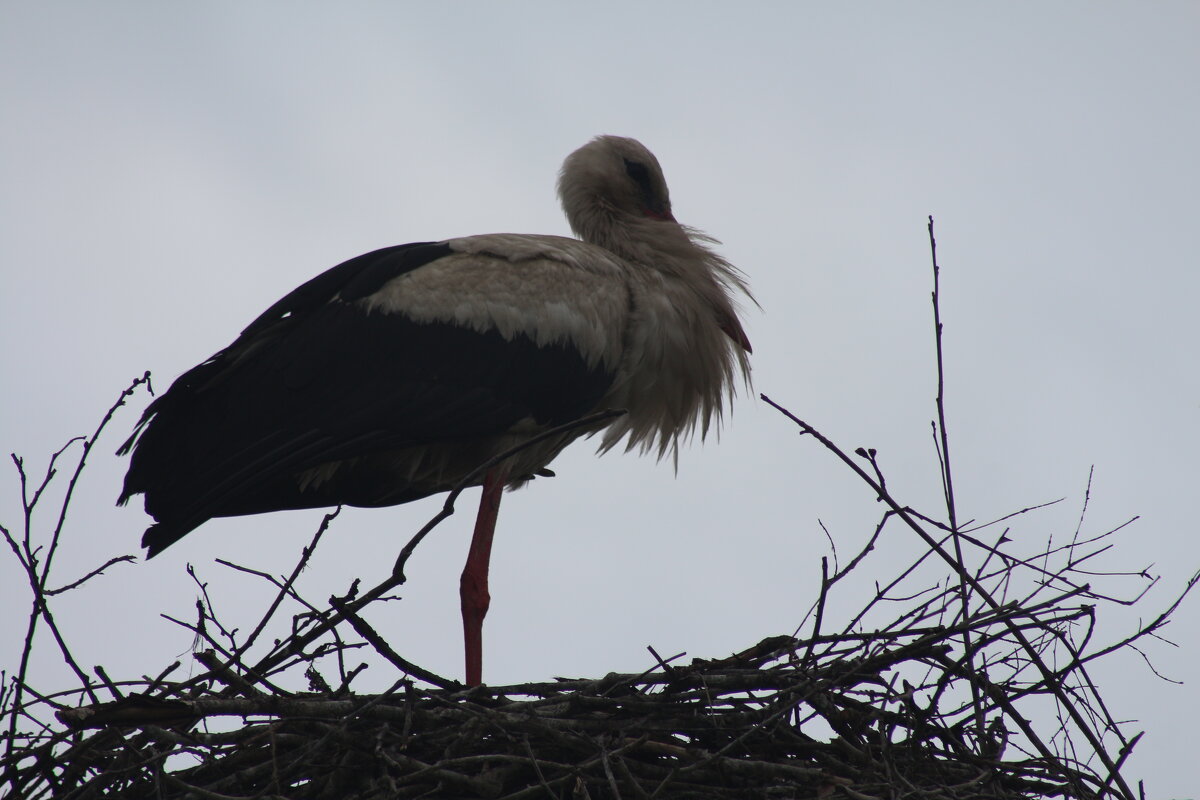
[118,135,752,683]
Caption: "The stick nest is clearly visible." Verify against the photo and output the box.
[25,627,1112,800]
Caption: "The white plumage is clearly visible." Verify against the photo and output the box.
[118,135,753,684]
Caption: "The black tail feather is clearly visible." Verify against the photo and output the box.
[141,521,197,559]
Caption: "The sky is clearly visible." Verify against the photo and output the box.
[2,3,1197,795]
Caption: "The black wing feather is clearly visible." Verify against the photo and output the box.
[119,242,615,556]
[240,241,450,337]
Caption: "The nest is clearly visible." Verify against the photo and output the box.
[41,627,1115,800]
[3,227,1194,799]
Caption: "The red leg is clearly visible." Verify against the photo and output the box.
[460,468,505,686]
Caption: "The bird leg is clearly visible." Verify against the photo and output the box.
[460,467,506,686]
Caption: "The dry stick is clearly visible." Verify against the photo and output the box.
[960,497,1066,534]
[600,748,625,800]
[1040,508,1139,719]
[662,641,946,793]
[645,646,680,678]
[951,523,1106,595]
[272,678,414,794]
[1042,569,1199,693]
[212,549,361,680]
[613,755,652,800]
[1047,636,1130,757]
[232,507,340,662]
[7,451,97,702]
[0,520,46,791]
[327,597,457,690]
[832,511,894,584]
[143,662,183,696]
[495,736,652,800]
[1,374,151,786]
[186,564,239,653]
[1100,732,1144,798]
[837,526,950,637]
[44,373,150,591]
[760,395,1135,800]
[926,217,983,740]
[92,667,122,702]
[194,650,264,699]
[933,516,1148,612]
[793,523,838,637]
[45,556,136,596]
[800,558,830,667]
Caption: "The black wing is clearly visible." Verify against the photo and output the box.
[119,242,614,556]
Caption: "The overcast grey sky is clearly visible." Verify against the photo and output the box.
[2,4,1197,794]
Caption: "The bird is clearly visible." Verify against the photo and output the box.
[117,135,753,686]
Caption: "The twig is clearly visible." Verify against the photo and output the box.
[327,596,458,690]
[926,217,983,739]
[761,393,1137,799]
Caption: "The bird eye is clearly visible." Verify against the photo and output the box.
[623,158,653,193]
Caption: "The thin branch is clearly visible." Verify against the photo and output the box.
[926,216,982,739]
[761,394,1137,799]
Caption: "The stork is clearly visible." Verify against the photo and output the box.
[118,135,753,686]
